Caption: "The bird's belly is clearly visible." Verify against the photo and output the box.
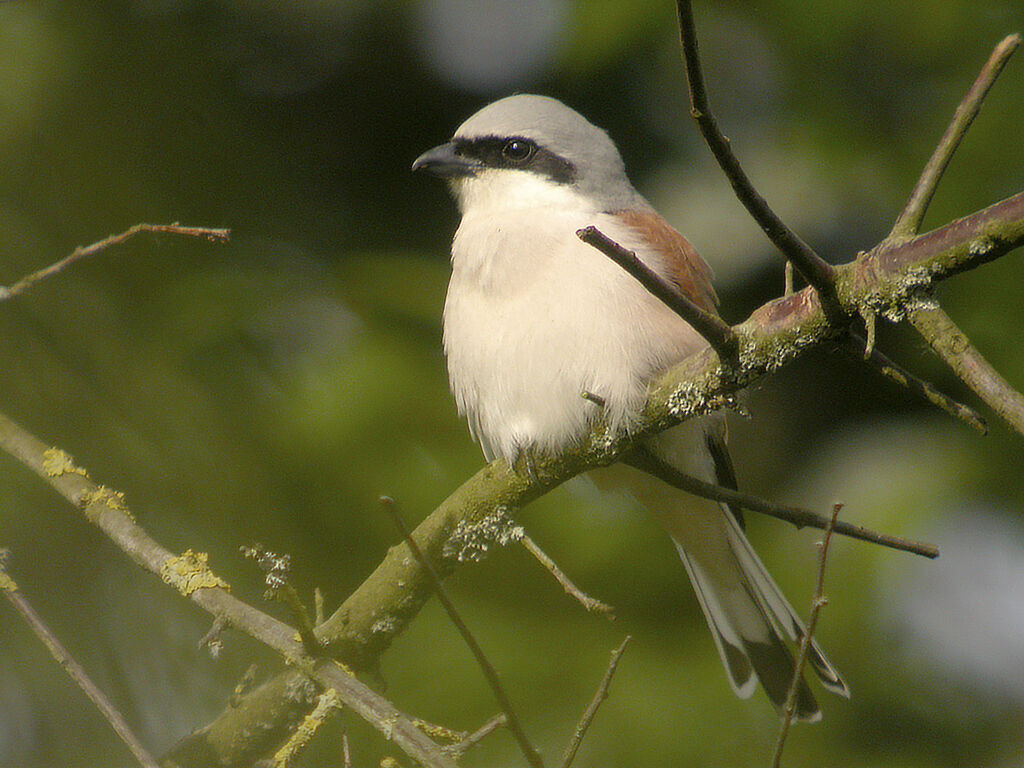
[443,279,621,461]
[442,206,705,462]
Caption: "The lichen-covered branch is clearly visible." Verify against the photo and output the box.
[909,306,1024,437]
[0,412,458,768]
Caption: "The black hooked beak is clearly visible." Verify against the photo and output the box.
[411,142,479,178]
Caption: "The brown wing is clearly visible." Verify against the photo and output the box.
[613,209,719,314]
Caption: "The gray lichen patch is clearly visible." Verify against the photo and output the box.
[442,506,524,563]
[860,265,938,322]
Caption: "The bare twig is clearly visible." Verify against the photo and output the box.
[559,636,632,768]
[520,534,616,619]
[198,617,226,658]
[314,587,326,626]
[844,334,987,434]
[0,565,161,768]
[910,307,1024,437]
[381,496,545,768]
[445,713,509,757]
[861,310,877,359]
[674,0,843,324]
[281,583,322,657]
[771,504,842,767]
[342,732,353,768]
[890,34,1021,240]
[576,226,739,364]
[624,446,938,558]
[0,223,230,302]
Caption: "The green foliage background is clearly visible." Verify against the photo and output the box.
[1,1,1023,766]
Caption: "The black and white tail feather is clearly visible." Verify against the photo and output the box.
[669,435,849,721]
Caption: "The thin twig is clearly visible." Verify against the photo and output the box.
[380,496,545,768]
[674,0,844,324]
[771,504,842,768]
[0,223,230,302]
[281,583,322,656]
[577,226,739,364]
[861,310,877,359]
[910,307,1024,437]
[444,713,508,757]
[890,34,1021,240]
[520,534,616,619]
[0,567,161,768]
[559,636,632,768]
[624,446,938,558]
[198,617,226,658]
[342,732,353,768]
[315,586,326,626]
[844,334,987,434]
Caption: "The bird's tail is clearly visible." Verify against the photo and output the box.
[667,505,850,721]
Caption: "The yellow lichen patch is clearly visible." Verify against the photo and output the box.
[379,758,404,768]
[272,688,343,767]
[0,571,17,592]
[41,448,88,478]
[412,719,463,744]
[160,550,230,596]
[80,485,132,522]
[332,660,356,678]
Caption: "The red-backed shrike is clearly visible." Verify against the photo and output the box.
[413,94,849,719]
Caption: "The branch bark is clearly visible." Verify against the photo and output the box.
[909,306,1024,435]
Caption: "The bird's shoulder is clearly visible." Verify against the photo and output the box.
[611,208,718,313]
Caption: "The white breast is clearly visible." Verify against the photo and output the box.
[443,171,705,462]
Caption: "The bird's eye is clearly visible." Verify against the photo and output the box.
[501,139,535,164]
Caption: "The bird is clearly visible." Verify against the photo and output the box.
[412,93,849,720]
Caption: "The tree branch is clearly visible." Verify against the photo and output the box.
[1,563,161,768]
[445,714,508,758]
[889,34,1021,240]
[623,445,938,558]
[0,412,458,768]
[0,223,230,302]
[909,307,1024,436]
[771,504,842,767]
[559,636,631,768]
[382,497,544,768]
[520,534,616,618]
[674,0,843,323]
[844,334,987,434]
[576,225,739,364]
